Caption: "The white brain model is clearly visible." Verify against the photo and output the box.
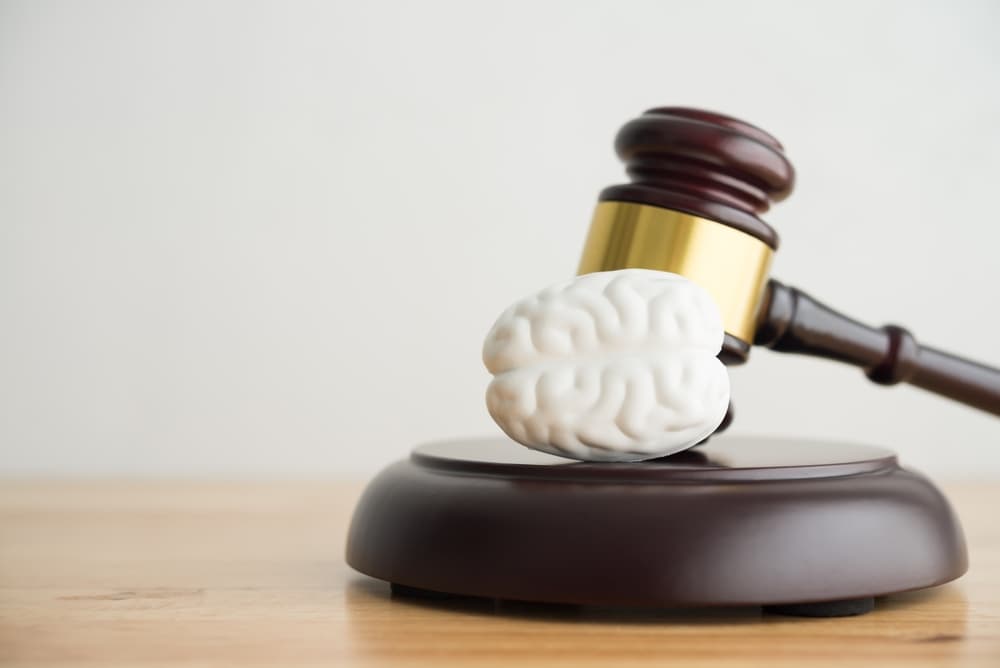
[482,269,731,462]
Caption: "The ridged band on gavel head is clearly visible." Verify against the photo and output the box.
[577,107,795,352]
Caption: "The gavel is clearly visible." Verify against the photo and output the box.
[578,107,1000,416]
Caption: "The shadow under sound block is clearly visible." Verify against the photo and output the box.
[345,437,966,617]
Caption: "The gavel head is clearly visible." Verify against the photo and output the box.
[577,107,795,364]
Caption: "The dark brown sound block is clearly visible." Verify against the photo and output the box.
[346,437,967,617]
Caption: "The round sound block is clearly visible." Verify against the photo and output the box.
[346,437,967,616]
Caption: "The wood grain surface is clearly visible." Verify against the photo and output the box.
[1,480,997,667]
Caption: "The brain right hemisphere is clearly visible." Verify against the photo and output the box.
[482,269,731,462]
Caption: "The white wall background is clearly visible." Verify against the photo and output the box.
[2,0,999,478]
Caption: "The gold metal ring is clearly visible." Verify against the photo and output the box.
[578,201,773,344]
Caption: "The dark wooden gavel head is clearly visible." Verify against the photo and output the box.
[579,107,1000,417]
[578,107,795,364]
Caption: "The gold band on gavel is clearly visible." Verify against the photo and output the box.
[577,201,774,344]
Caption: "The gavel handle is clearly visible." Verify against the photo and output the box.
[754,280,1000,416]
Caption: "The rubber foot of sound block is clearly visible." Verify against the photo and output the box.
[764,597,875,617]
[390,583,456,600]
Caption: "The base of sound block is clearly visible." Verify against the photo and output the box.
[347,437,967,615]
[389,583,877,618]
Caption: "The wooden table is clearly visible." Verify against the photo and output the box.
[1,481,997,667]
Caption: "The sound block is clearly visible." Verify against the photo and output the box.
[346,437,967,616]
